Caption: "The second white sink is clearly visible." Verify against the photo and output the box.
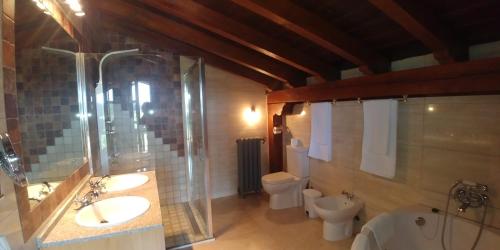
[76,196,150,228]
[104,173,149,192]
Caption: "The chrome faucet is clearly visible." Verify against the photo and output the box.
[88,175,110,192]
[342,190,354,200]
[74,189,101,210]
[39,181,53,196]
[453,180,488,213]
[74,176,110,210]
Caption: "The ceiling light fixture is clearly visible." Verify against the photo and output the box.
[63,0,86,17]
[32,0,52,15]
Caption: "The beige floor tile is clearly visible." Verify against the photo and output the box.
[186,195,353,250]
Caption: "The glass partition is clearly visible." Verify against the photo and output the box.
[94,51,212,248]
[181,57,213,240]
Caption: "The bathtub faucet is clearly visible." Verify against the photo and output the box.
[453,180,488,213]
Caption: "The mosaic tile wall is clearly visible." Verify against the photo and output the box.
[101,33,184,157]
[15,35,83,179]
[108,102,188,204]
[97,31,188,205]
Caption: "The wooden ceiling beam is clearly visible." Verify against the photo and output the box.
[231,0,389,75]
[88,0,307,87]
[138,0,338,81]
[267,57,500,103]
[369,0,468,64]
[98,17,284,91]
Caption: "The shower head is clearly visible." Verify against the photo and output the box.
[98,49,140,86]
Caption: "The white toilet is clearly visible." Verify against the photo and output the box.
[313,195,363,241]
[262,145,309,210]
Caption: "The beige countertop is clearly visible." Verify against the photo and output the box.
[39,171,163,248]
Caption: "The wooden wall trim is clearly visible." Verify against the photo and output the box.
[15,163,89,240]
[267,57,500,103]
[6,0,89,241]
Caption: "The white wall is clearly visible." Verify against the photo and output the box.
[204,64,269,199]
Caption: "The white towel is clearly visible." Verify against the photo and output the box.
[0,236,11,250]
[308,102,332,161]
[351,233,371,250]
[360,100,398,178]
[361,213,395,250]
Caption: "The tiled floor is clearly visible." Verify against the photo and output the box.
[162,203,206,248]
[185,195,354,250]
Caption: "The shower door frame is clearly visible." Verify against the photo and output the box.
[181,58,213,239]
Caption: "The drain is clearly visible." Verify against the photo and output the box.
[415,217,426,226]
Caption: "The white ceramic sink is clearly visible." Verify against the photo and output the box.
[75,196,150,228]
[104,173,149,192]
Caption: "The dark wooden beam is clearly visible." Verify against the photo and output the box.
[138,0,338,81]
[99,18,284,91]
[369,0,468,64]
[231,0,389,75]
[88,0,307,87]
[267,57,500,103]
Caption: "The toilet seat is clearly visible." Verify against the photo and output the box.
[262,172,295,184]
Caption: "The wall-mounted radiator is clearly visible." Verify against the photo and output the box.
[236,138,264,198]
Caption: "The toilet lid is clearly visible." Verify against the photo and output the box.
[262,172,295,184]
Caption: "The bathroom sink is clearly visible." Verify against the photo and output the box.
[75,196,150,228]
[104,173,149,192]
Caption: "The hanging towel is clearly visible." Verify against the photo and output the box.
[0,236,11,250]
[361,213,395,250]
[351,233,371,250]
[308,102,332,161]
[360,100,398,178]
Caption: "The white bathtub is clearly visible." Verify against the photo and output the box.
[352,206,500,250]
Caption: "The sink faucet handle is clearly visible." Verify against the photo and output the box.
[341,190,354,200]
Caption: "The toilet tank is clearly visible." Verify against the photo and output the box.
[286,145,309,178]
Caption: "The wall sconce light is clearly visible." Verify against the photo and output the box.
[244,105,261,126]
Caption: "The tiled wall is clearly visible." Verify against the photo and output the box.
[286,95,500,229]
[204,64,269,199]
[97,31,187,205]
[108,102,187,204]
[102,49,184,157]
[16,40,83,181]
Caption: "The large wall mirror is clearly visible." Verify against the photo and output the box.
[16,0,86,209]
[10,0,90,240]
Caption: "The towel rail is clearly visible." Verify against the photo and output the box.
[329,95,409,105]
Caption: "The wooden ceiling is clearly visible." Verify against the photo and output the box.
[84,0,500,90]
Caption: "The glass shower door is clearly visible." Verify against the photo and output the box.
[181,58,213,240]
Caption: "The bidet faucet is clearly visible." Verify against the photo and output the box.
[341,190,354,200]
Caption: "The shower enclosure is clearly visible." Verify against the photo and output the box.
[93,51,213,248]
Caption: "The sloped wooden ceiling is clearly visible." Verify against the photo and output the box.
[85,0,500,90]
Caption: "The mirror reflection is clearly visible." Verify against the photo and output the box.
[15,0,84,208]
